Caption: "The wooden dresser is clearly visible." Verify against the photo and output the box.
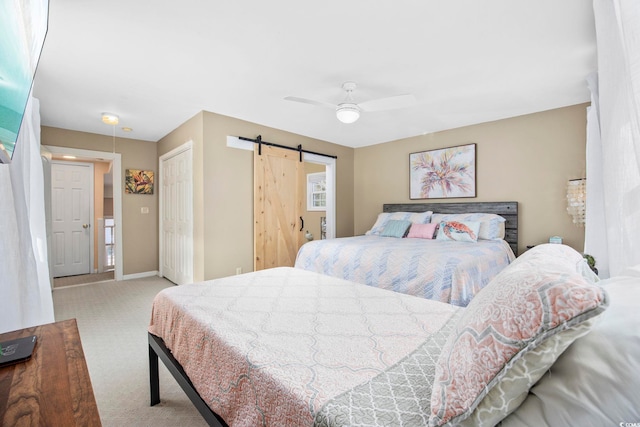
[0,319,101,426]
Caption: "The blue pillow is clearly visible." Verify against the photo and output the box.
[380,219,412,238]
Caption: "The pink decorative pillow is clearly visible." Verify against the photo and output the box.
[406,223,438,239]
[429,244,609,426]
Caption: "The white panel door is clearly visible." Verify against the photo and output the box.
[174,148,193,285]
[161,145,193,285]
[51,161,93,277]
[162,154,177,283]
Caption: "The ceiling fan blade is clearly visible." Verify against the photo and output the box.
[284,96,336,109]
[359,94,416,112]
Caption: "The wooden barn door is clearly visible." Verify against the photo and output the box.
[254,145,304,270]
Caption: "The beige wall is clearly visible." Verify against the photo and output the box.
[159,111,355,281]
[42,126,159,276]
[354,104,588,255]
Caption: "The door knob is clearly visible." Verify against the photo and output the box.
[83,224,90,229]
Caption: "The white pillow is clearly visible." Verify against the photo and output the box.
[435,220,480,242]
[431,213,506,240]
[500,275,640,427]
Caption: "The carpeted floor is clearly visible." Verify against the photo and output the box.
[52,276,208,427]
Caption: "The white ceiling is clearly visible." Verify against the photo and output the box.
[33,0,597,148]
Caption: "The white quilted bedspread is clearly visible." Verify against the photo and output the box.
[149,267,460,427]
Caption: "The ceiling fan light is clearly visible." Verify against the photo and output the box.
[101,112,119,125]
[336,104,360,124]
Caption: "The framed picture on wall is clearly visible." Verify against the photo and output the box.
[125,169,154,194]
[409,143,476,199]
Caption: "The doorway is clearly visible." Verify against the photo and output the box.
[252,147,337,271]
[303,152,336,240]
[44,146,124,282]
[226,135,336,241]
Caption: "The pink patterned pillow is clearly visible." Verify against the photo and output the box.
[406,222,438,239]
[429,244,609,426]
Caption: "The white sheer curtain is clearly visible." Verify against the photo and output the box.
[586,0,640,278]
[0,96,54,333]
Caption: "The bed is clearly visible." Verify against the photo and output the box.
[148,244,640,427]
[294,201,518,306]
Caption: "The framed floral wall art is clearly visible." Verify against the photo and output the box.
[409,143,476,199]
[125,169,154,194]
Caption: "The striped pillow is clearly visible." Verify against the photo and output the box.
[380,219,412,238]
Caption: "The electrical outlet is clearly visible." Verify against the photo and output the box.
[141,207,149,214]
[235,267,242,275]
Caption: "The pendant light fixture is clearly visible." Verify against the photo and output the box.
[101,112,119,153]
[566,178,586,226]
[101,112,119,125]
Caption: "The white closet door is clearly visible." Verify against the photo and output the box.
[160,144,193,285]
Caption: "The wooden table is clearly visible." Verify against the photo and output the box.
[0,319,101,426]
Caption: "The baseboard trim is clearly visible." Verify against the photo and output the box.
[122,270,160,280]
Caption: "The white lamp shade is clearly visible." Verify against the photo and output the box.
[336,104,360,124]
[566,178,586,226]
[101,113,119,125]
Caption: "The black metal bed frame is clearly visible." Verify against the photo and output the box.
[148,333,227,427]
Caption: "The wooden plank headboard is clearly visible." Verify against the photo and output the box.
[383,201,519,255]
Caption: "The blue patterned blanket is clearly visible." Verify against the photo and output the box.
[295,235,515,306]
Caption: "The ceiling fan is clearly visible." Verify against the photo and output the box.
[285,82,416,124]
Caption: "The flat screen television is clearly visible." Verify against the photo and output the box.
[0,0,48,164]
